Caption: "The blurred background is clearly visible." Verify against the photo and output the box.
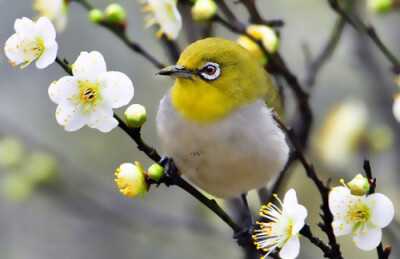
[0,0,399,258]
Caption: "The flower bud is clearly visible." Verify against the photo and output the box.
[125,104,147,128]
[23,152,58,185]
[105,3,126,24]
[247,25,279,53]
[191,0,217,22]
[237,25,279,66]
[148,163,164,182]
[88,9,104,24]
[2,174,33,202]
[347,174,370,196]
[393,94,400,123]
[0,138,25,169]
[114,162,147,198]
[367,125,393,151]
[367,0,397,14]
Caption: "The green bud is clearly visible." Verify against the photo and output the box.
[148,163,164,182]
[22,152,58,185]
[2,174,33,202]
[88,9,104,24]
[191,0,217,22]
[367,0,396,14]
[367,125,393,151]
[105,3,126,23]
[0,138,25,169]
[125,104,147,128]
[347,174,370,196]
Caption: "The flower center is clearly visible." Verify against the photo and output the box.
[17,37,44,68]
[348,201,371,225]
[77,81,102,114]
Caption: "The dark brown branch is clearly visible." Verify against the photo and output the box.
[72,0,165,69]
[300,224,333,258]
[237,0,284,27]
[273,115,342,259]
[362,160,391,259]
[327,0,400,72]
[303,16,346,88]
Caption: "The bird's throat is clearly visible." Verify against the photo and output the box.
[170,79,235,123]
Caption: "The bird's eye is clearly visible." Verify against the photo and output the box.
[204,65,216,75]
[200,62,220,81]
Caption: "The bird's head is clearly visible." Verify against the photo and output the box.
[156,37,280,123]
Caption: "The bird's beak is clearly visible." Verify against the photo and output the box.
[155,65,192,78]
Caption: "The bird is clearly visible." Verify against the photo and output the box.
[155,37,289,198]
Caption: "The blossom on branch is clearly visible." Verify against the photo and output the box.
[48,51,134,132]
[115,162,147,198]
[142,0,182,40]
[253,189,307,259]
[33,0,68,31]
[4,17,58,69]
[329,180,394,251]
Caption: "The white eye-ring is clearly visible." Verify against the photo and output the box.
[200,62,220,81]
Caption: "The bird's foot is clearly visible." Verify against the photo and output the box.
[233,222,255,248]
[158,156,180,186]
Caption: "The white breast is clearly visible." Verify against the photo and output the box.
[156,94,289,198]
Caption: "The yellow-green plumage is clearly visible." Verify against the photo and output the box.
[156,38,288,198]
[171,38,283,122]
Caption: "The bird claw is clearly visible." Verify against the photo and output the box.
[158,156,180,186]
[233,223,255,248]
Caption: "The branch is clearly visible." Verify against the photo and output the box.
[71,0,165,69]
[300,224,333,258]
[273,115,343,259]
[362,160,391,259]
[327,0,400,72]
[303,16,346,88]
[237,0,284,27]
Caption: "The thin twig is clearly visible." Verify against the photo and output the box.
[237,0,284,27]
[71,0,165,69]
[274,115,343,259]
[362,160,391,259]
[303,16,346,88]
[300,224,333,258]
[56,57,72,75]
[327,0,400,72]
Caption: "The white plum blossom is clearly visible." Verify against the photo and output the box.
[114,162,147,198]
[142,0,182,40]
[329,183,394,251]
[34,0,68,31]
[253,189,307,259]
[48,51,134,132]
[392,94,400,123]
[4,17,58,69]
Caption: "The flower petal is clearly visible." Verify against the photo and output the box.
[36,40,57,69]
[72,51,107,80]
[368,193,394,228]
[290,205,307,234]
[14,17,35,38]
[48,76,80,104]
[332,218,353,236]
[329,186,351,215]
[101,71,134,108]
[35,16,56,41]
[279,235,300,259]
[55,104,86,132]
[4,34,26,65]
[88,106,118,132]
[353,225,382,251]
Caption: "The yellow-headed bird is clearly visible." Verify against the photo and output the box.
[156,38,289,198]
